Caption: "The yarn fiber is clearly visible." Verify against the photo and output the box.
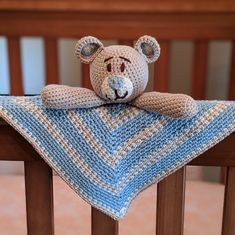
[1,96,234,219]
[90,45,148,101]
[41,35,198,118]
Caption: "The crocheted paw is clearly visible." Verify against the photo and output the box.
[41,85,105,109]
[179,94,198,118]
[132,92,198,118]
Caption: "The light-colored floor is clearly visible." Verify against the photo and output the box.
[0,176,224,235]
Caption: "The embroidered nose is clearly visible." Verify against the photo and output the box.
[108,76,125,90]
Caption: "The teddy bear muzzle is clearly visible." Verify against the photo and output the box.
[100,76,134,102]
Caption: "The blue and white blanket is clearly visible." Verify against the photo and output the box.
[0,96,235,219]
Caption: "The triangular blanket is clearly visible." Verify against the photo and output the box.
[0,96,235,219]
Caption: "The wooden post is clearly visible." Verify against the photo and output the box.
[222,167,235,235]
[156,167,186,235]
[92,207,119,235]
[25,160,54,235]
[154,41,170,92]
[45,38,59,85]
[191,41,208,99]
[7,36,24,95]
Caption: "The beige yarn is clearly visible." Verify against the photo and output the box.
[90,45,148,102]
[41,35,198,118]
[135,35,160,63]
[41,85,105,109]
[132,92,198,118]
[75,36,104,64]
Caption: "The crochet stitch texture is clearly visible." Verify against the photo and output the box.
[41,35,198,118]
[0,96,235,219]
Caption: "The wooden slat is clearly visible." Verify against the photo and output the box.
[1,12,235,40]
[221,167,227,184]
[0,118,8,125]
[225,44,235,182]
[81,63,92,89]
[45,38,59,84]
[92,207,118,235]
[189,133,235,167]
[7,36,24,95]
[1,1,235,13]
[222,167,235,235]
[191,41,208,99]
[1,120,235,165]
[25,160,54,235]
[156,167,186,235]
[154,41,170,92]
[0,125,38,161]
[228,41,235,100]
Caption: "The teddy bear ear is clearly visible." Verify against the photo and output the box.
[135,35,160,63]
[75,36,103,64]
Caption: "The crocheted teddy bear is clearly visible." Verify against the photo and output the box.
[41,35,198,118]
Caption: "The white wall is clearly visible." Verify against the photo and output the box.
[21,37,45,94]
[0,37,10,94]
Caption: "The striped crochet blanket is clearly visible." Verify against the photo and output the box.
[0,96,235,219]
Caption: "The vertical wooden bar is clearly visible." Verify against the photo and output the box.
[25,160,54,235]
[45,38,59,84]
[156,167,186,235]
[92,207,118,235]
[154,41,170,92]
[221,167,227,184]
[82,63,92,89]
[228,42,235,100]
[222,167,235,235]
[7,36,24,95]
[223,42,235,183]
[191,41,208,99]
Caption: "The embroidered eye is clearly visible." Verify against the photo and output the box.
[120,62,125,72]
[107,63,112,72]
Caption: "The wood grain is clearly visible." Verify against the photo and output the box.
[45,38,59,84]
[1,1,235,13]
[222,167,235,235]
[154,41,170,92]
[228,41,235,100]
[156,167,186,235]
[189,133,235,167]
[92,207,118,235]
[81,64,92,89]
[0,125,38,161]
[7,36,24,95]
[1,12,235,40]
[25,160,54,235]
[191,41,208,99]
[0,118,8,125]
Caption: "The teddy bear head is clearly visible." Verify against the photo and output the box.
[75,35,160,102]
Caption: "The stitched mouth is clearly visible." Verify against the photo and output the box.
[105,90,128,101]
[114,90,128,100]
[105,95,112,101]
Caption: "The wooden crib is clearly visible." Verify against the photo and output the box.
[0,0,235,234]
